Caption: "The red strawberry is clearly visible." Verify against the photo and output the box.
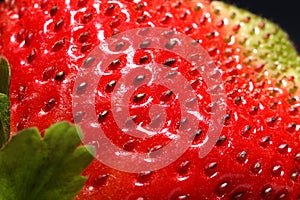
[1,0,300,199]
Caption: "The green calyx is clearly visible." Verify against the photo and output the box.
[0,57,95,199]
[0,57,10,96]
[0,121,95,200]
[0,57,10,148]
[212,1,300,93]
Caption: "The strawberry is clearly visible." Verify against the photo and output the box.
[0,0,300,199]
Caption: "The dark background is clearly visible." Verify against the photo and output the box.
[223,0,300,52]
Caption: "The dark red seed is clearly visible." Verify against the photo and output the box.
[148,145,164,156]
[78,0,88,7]
[241,125,251,137]
[259,136,270,148]
[167,71,177,77]
[287,96,297,104]
[125,115,137,128]
[98,110,109,122]
[17,28,26,42]
[78,31,90,43]
[290,171,299,181]
[83,57,95,68]
[18,7,27,19]
[258,21,265,29]
[179,11,188,20]
[160,15,171,24]
[194,3,203,11]
[249,106,259,115]
[288,107,298,115]
[275,190,288,199]
[135,3,144,11]
[139,55,149,64]
[25,32,34,46]
[76,82,88,94]
[55,71,65,81]
[123,139,138,151]
[266,117,277,127]
[105,80,117,92]
[178,161,191,175]
[204,162,218,176]
[295,153,300,162]
[73,111,85,122]
[185,97,197,108]
[215,181,230,196]
[137,27,150,36]
[270,102,278,109]
[139,40,151,48]
[109,59,121,69]
[277,144,289,154]
[27,49,37,63]
[216,19,224,27]
[286,122,296,133]
[162,30,175,37]
[199,16,207,24]
[233,24,241,32]
[162,90,173,97]
[261,186,272,198]
[82,12,93,23]
[163,58,176,66]
[115,41,125,51]
[232,191,245,199]
[184,27,193,34]
[251,161,262,174]
[271,165,282,177]
[18,86,26,101]
[134,75,146,85]
[234,96,242,105]
[110,18,121,28]
[216,135,227,146]
[105,4,115,16]
[255,64,265,72]
[52,39,65,52]
[137,171,152,182]
[236,150,247,163]
[174,195,189,200]
[17,117,28,131]
[54,18,64,31]
[160,90,173,101]
[50,5,58,16]
[43,98,56,112]
[42,66,56,81]
[81,42,92,53]
[193,129,203,138]
[208,46,218,56]
[165,39,177,50]
[172,1,182,8]
[206,31,216,40]
[134,93,146,102]
[137,15,146,23]
[40,0,49,9]
[223,113,231,122]
[94,174,109,186]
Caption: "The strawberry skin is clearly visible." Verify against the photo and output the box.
[1,0,300,199]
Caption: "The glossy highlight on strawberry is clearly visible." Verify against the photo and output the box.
[0,0,300,199]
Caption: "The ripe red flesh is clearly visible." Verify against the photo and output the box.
[0,0,300,199]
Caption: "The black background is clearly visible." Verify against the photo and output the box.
[223,0,300,52]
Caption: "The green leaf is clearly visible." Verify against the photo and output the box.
[0,57,10,96]
[0,121,95,200]
[0,57,10,149]
[0,93,10,148]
